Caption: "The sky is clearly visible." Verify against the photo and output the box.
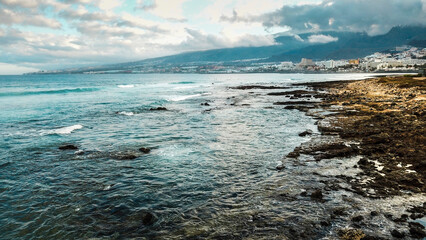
[0,0,425,74]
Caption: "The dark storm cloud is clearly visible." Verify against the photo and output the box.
[221,0,426,35]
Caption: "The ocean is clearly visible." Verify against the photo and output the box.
[2,73,417,239]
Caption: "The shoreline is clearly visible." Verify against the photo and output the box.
[282,75,425,239]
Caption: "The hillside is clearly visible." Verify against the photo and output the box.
[269,26,426,62]
[42,25,426,73]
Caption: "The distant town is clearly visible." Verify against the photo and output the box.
[34,46,426,75]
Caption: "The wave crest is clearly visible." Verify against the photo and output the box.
[43,124,83,135]
[0,88,99,97]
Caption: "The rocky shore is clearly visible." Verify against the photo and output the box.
[283,75,425,239]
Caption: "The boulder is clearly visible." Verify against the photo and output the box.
[299,130,313,137]
[139,147,151,154]
[59,144,78,150]
[150,107,167,111]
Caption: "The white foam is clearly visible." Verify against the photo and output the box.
[168,94,202,102]
[173,86,196,90]
[118,111,134,116]
[45,124,83,135]
[118,84,135,88]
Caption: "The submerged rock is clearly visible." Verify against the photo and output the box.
[139,147,151,154]
[142,212,155,225]
[150,107,167,111]
[75,150,85,155]
[59,144,78,150]
[310,190,323,200]
[113,154,138,160]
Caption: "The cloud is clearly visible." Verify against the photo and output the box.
[0,62,39,74]
[135,0,156,10]
[307,34,338,43]
[223,0,426,35]
[136,0,190,22]
[0,8,62,29]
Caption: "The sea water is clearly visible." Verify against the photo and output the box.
[1,73,403,239]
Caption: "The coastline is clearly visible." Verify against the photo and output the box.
[283,75,425,239]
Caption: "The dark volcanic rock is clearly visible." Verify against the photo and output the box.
[267,90,317,96]
[409,222,426,238]
[139,147,151,154]
[231,85,289,90]
[276,164,285,171]
[310,190,323,200]
[391,229,405,238]
[142,212,155,225]
[351,215,364,222]
[113,154,138,160]
[75,150,85,155]
[150,107,167,111]
[274,101,317,105]
[370,211,379,217]
[299,130,313,137]
[59,144,78,150]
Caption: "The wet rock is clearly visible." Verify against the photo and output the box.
[360,235,386,240]
[358,158,370,166]
[409,222,426,238]
[113,154,138,160]
[75,150,85,155]
[332,207,347,218]
[276,164,285,171]
[310,190,323,200]
[408,204,426,220]
[391,229,405,238]
[142,212,155,225]
[320,220,331,226]
[274,101,316,105]
[313,145,358,161]
[286,151,300,158]
[110,204,131,217]
[351,215,364,222]
[267,90,317,96]
[139,147,151,154]
[59,144,78,150]
[299,130,313,137]
[0,162,11,169]
[394,214,408,222]
[231,85,289,90]
[149,107,167,111]
[370,211,379,217]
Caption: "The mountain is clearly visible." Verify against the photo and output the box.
[111,35,314,67]
[269,25,426,62]
[44,25,426,73]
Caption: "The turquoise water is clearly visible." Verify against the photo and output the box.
[0,73,382,239]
